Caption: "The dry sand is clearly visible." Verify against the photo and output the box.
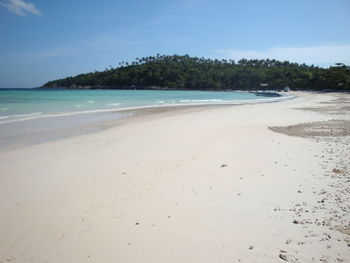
[0,92,349,262]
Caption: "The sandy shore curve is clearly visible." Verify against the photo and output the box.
[0,91,349,263]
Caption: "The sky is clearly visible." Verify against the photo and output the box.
[0,0,349,88]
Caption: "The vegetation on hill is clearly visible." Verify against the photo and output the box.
[42,54,350,91]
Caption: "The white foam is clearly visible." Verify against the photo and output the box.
[0,112,43,124]
[179,99,222,103]
[0,94,295,125]
[0,109,116,124]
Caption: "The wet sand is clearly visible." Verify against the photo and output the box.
[0,105,229,150]
[0,91,349,262]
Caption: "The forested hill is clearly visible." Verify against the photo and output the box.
[42,55,350,91]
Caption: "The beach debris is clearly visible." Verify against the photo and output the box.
[248,246,253,250]
[269,120,350,137]
[221,164,228,168]
[332,168,342,173]
[135,222,139,225]
[292,219,300,224]
[279,253,288,261]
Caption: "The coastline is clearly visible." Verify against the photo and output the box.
[0,91,349,262]
[0,93,293,150]
[0,90,290,125]
[0,104,229,150]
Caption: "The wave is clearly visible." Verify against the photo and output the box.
[0,109,119,124]
[179,99,222,103]
[0,95,295,125]
[0,112,43,124]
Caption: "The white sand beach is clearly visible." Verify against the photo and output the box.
[0,92,349,262]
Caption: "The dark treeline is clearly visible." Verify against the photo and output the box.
[42,54,350,91]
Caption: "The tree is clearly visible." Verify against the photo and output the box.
[42,55,350,91]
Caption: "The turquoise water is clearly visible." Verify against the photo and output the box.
[0,89,286,124]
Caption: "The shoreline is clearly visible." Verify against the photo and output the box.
[0,91,292,125]
[0,91,349,262]
[0,104,229,151]
[0,94,294,150]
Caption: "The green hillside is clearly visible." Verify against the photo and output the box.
[42,54,350,91]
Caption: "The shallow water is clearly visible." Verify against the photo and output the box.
[0,89,285,124]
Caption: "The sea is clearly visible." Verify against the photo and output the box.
[0,89,293,149]
[0,89,288,124]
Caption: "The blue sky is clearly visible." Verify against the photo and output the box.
[0,0,349,88]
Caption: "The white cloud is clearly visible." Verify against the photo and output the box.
[215,45,350,66]
[0,0,40,16]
